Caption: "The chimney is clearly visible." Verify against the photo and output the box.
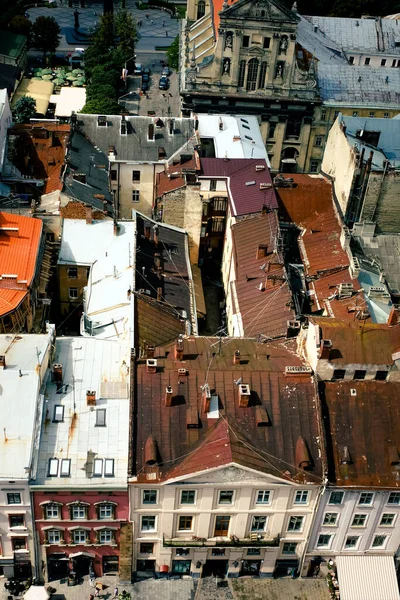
[296,437,312,469]
[340,446,352,465]
[53,363,63,383]
[175,335,184,360]
[144,226,151,240]
[256,244,268,259]
[233,350,241,365]
[388,306,399,326]
[255,405,270,427]
[319,339,332,360]
[85,205,93,225]
[157,287,163,301]
[146,345,155,359]
[113,221,119,236]
[261,204,269,215]
[238,384,251,407]
[0,355,5,369]
[165,385,173,407]
[153,225,159,248]
[144,435,158,465]
[154,253,161,268]
[146,358,157,374]
[86,390,96,406]
[202,384,211,412]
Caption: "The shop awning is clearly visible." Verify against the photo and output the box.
[281,158,297,164]
[69,551,95,558]
[336,555,400,600]
[12,78,54,116]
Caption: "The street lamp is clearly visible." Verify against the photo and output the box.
[118,91,135,102]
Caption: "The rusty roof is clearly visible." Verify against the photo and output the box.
[322,380,400,488]
[156,154,199,197]
[136,295,186,349]
[135,336,325,484]
[8,123,70,194]
[310,317,400,365]
[0,212,42,317]
[231,213,295,338]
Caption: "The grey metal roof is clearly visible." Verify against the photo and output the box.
[318,64,400,107]
[339,114,400,166]
[297,15,347,65]
[75,114,196,163]
[354,234,400,295]
[305,16,400,55]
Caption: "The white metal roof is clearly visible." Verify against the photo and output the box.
[336,555,400,600]
[0,327,55,480]
[32,336,130,488]
[50,87,86,117]
[197,115,269,162]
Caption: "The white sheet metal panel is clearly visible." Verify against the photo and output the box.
[336,555,400,600]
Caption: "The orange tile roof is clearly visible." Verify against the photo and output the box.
[213,0,239,34]
[156,154,200,198]
[0,212,42,316]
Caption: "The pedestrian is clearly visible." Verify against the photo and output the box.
[162,20,165,26]
[112,588,118,599]
[89,595,94,600]
[151,19,153,25]
[94,588,100,598]
[166,30,168,37]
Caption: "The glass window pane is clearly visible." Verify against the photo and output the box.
[104,459,114,477]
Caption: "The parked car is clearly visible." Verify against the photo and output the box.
[142,80,149,92]
[162,67,171,77]
[134,63,142,75]
[143,67,151,76]
[142,73,150,83]
[159,76,169,90]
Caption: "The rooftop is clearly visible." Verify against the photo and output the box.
[0,212,42,317]
[196,115,269,161]
[296,15,347,65]
[156,153,200,198]
[32,336,130,488]
[339,114,400,168]
[63,129,113,214]
[200,158,278,216]
[352,228,400,295]
[0,325,55,480]
[75,114,196,163]
[231,212,295,338]
[8,123,70,194]
[11,78,54,116]
[51,87,86,118]
[134,336,324,484]
[318,64,400,108]
[0,30,26,60]
[322,380,400,488]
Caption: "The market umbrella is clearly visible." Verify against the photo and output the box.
[53,77,66,85]
[41,74,54,80]
[41,68,52,75]
[72,68,84,75]
[66,74,77,81]
[31,77,43,81]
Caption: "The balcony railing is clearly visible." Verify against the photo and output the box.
[163,534,280,548]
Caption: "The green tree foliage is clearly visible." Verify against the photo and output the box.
[80,97,121,115]
[167,36,180,71]
[32,16,61,59]
[8,15,32,45]
[115,9,138,58]
[13,95,36,123]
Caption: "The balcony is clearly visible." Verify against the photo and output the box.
[163,534,280,548]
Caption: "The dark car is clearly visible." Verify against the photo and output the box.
[159,76,169,90]
[162,67,171,77]
[143,67,151,76]
[142,80,149,92]
[142,73,150,83]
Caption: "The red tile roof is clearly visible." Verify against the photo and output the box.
[135,336,325,484]
[231,213,295,338]
[323,380,400,488]
[212,0,239,34]
[200,158,278,216]
[156,154,200,197]
[0,212,42,316]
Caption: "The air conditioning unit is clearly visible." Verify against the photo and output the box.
[368,286,386,298]
[255,164,266,171]
[338,283,353,298]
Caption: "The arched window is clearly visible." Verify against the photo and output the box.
[238,60,246,87]
[246,58,259,91]
[258,61,267,88]
[197,0,205,19]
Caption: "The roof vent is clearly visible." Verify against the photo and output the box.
[146,359,158,374]
[350,388,357,396]
[296,437,312,469]
[233,350,241,365]
[340,446,352,465]
[255,405,270,427]
[233,135,241,141]
[338,283,354,299]
[165,385,173,407]
[0,355,5,369]
[144,435,158,465]
[255,164,266,171]
[260,182,272,190]
[178,367,188,376]
[219,116,224,131]
[86,390,96,406]
[245,180,256,186]
[97,115,107,127]
[389,446,400,466]
[238,384,251,407]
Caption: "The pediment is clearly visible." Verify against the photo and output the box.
[167,464,293,486]
[247,46,265,56]
[221,0,298,24]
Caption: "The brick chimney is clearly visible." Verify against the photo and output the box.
[175,335,184,361]
[86,390,96,406]
[85,206,93,225]
[233,350,241,365]
[202,384,211,413]
[256,244,268,259]
[238,384,251,407]
[157,287,163,301]
[146,359,157,374]
[165,385,173,407]
[146,345,155,359]
[53,363,63,382]
[319,339,332,360]
[0,355,6,369]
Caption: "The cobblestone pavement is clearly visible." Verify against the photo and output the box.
[231,577,331,600]
[195,576,234,600]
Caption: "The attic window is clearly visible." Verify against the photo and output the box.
[53,405,64,422]
[207,394,219,419]
[148,124,155,141]
[48,458,59,477]
[60,459,71,477]
[104,459,115,477]
[93,458,103,477]
[158,147,166,159]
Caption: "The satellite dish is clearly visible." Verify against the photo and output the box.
[234,378,243,386]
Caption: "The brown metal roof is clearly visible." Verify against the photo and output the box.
[156,154,199,198]
[136,295,185,350]
[134,336,325,484]
[232,213,295,338]
[322,380,400,488]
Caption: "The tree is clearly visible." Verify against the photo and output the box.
[115,9,137,59]
[9,15,33,45]
[167,36,180,71]
[81,97,121,115]
[32,16,61,60]
[13,95,36,123]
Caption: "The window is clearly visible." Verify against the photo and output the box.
[256,490,271,505]
[392,59,397,67]
[320,110,326,121]
[178,516,193,531]
[93,459,103,477]
[258,61,267,89]
[9,515,24,528]
[380,513,395,526]
[333,369,346,380]
[181,490,196,504]
[104,459,115,477]
[268,123,276,139]
[348,56,355,64]
[388,492,400,505]
[197,0,205,19]
[263,37,270,49]
[47,530,61,544]
[351,514,367,527]
[53,405,64,422]
[99,504,114,519]
[329,491,344,505]
[310,160,319,173]
[317,534,332,548]
[359,492,374,506]
[381,59,386,66]
[95,409,106,427]
[73,529,87,544]
[242,35,250,48]
[132,170,141,182]
[212,197,227,211]
[60,459,71,478]
[12,538,26,551]
[246,58,259,91]
[369,112,375,118]
[143,490,157,504]
[48,458,59,477]
[110,170,117,181]
[172,560,191,574]
[67,268,78,279]
[219,491,234,504]
[251,516,267,532]
[334,111,339,119]
[132,190,140,203]
[383,113,389,119]
[352,111,358,117]
[238,60,246,87]
[99,529,114,544]
[211,217,225,232]
[282,542,297,554]
[72,505,86,519]
[375,371,388,381]
[247,548,261,556]
[364,57,370,65]
[176,547,190,556]
[211,548,225,556]
[288,516,304,531]
[209,180,217,192]
[315,136,323,147]
[323,513,338,526]
[7,493,21,505]
[141,516,156,532]
[214,516,230,536]
[140,543,154,554]
[345,535,359,549]
[69,288,78,300]
[46,504,60,519]
[372,535,387,548]
[294,491,309,505]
